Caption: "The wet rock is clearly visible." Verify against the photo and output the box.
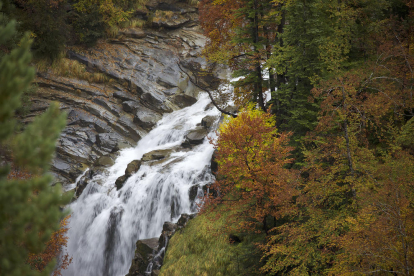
[177,213,196,229]
[158,221,177,250]
[134,106,162,130]
[118,115,144,142]
[188,185,198,202]
[201,115,216,129]
[157,213,195,251]
[142,149,172,162]
[182,127,208,147]
[115,175,128,190]
[171,94,197,108]
[115,160,142,190]
[74,169,95,198]
[126,160,142,176]
[95,156,115,167]
[126,240,155,276]
[222,105,238,118]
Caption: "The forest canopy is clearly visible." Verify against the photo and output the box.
[199,0,414,275]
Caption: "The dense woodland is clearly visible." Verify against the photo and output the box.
[198,0,414,275]
[0,0,413,275]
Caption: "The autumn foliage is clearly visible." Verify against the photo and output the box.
[199,0,414,275]
[27,216,73,276]
[205,105,296,232]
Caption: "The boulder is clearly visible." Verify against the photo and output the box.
[134,106,162,130]
[201,115,216,129]
[126,160,142,176]
[158,221,177,250]
[125,240,155,276]
[115,175,128,190]
[142,149,172,162]
[182,127,208,147]
[172,94,197,108]
[115,160,142,190]
[177,213,196,229]
[95,156,115,167]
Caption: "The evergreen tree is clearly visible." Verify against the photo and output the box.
[0,3,71,275]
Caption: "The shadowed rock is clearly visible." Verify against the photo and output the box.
[182,127,208,147]
[126,238,158,276]
[142,149,173,162]
[201,115,217,130]
[172,94,197,108]
[115,160,142,190]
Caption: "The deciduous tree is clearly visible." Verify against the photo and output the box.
[205,105,297,233]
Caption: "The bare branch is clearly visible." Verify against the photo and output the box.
[177,61,238,118]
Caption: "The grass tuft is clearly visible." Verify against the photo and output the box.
[35,57,109,84]
[188,0,199,6]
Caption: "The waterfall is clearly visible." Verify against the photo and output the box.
[63,93,219,276]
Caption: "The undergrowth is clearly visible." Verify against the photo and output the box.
[160,206,264,276]
[35,57,109,83]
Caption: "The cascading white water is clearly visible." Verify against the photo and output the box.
[63,93,219,276]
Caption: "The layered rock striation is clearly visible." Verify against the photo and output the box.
[22,0,212,187]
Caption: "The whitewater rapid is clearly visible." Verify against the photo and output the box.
[63,93,219,276]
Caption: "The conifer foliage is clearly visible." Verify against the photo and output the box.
[0,3,71,275]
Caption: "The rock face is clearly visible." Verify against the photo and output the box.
[19,0,218,189]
